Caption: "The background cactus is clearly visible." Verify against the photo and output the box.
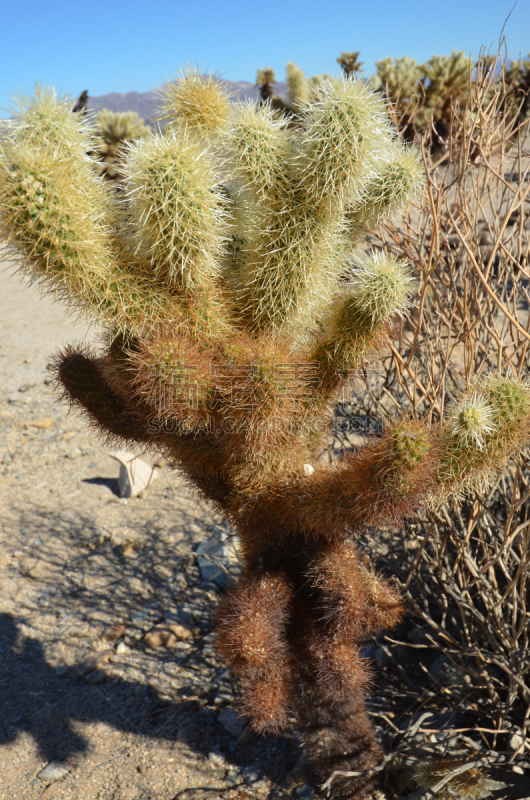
[506,53,530,122]
[374,50,473,152]
[1,72,530,799]
[337,51,364,78]
[89,108,149,182]
[255,66,276,103]
[285,61,310,113]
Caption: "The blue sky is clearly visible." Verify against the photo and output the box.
[1,0,527,108]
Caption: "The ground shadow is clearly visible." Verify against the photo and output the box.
[81,476,120,496]
[0,613,296,785]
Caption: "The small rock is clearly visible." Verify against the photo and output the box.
[302,463,314,476]
[109,450,159,498]
[115,642,129,654]
[295,786,315,800]
[208,751,226,767]
[241,764,264,785]
[120,540,139,557]
[218,706,247,738]
[85,668,108,684]
[130,610,149,624]
[510,731,526,752]
[25,417,54,430]
[237,725,255,745]
[54,666,70,677]
[18,383,31,393]
[144,623,192,648]
[177,723,201,742]
[103,623,126,642]
[225,768,241,786]
[37,762,70,783]
[195,530,242,590]
[77,649,113,676]
[24,560,53,580]
[65,447,82,459]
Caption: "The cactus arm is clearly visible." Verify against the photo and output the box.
[54,345,153,444]
[305,253,414,409]
[286,61,309,112]
[157,68,232,139]
[435,375,530,501]
[122,129,230,295]
[345,146,424,231]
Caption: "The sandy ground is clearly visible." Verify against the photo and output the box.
[0,257,305,800]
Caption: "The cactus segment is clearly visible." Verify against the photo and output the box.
[53,345,149,443]
[217,572,294,732]
[313,252,413,392]
[123,129,228,291]
[294,77,394,208]
[157,66,233,138]
[439,375,530,495]
[286,61,309,112]
[4,84,91,153]
[414,757,492,800]
[347,146,424,229]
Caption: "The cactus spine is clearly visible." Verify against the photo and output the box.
[2,72,529,799]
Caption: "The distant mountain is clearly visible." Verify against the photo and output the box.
[87,80,288,125]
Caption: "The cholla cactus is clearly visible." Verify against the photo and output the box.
[2,75,530,799]
[375,51,473,150]
[90,108,149,182]
[506,54,530,122]
[286,61,310,112]
[255,66,276,103]
[422,51,473,123]
[375,55,423,141]
[337,51,363,77]
[414,758,493,800]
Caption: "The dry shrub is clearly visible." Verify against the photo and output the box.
[355,55,530,750]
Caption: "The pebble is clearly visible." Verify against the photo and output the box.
[144,623,192,648]
[115,642,129,654]
[225,768,241,786]
[120,540,139,557]
[109,450,159,498]
[103,622,126,642]
[241,764,264,785]
[65,447,82,459]
[218,706,247,738]
[208,751,227,767]
[25,417,54,430]
[37,762,70,783]
[295,786,315,800]
[85,668,108,684]
[78,649,113,676]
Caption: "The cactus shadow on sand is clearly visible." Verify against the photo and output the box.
[0,612,300,790]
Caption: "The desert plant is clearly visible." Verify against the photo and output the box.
[374,56,424,142]
[2,75,530,799]
[375,51,473,154]
[359,59,530,768]
[286,60,310,112]
[89,108,149,182]
[255,66,276,103]
[338,51,364,78]
[506,53,530,123]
